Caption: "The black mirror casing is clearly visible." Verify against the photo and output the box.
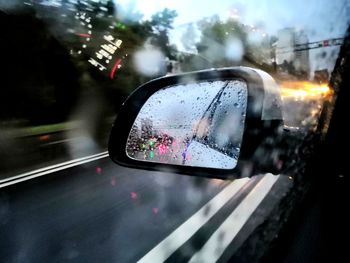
[108,67,284,179]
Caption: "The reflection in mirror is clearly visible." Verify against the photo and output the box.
[126,80,248,169]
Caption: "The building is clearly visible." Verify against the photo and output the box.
[276,28,295,64]
[276,28,310,78]
[294,30,310,78]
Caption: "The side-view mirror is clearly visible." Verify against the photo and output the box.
[109,67,285,179]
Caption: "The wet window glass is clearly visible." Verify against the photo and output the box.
[0,0,348,262]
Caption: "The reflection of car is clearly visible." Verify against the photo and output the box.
[128,132,175,160]
[155,133,174,147]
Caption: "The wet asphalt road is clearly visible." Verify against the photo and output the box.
[0,156,292,263]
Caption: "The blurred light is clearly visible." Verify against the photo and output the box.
[96,166,102,174]
[77,33,91,37]
[110,58,122,79]
[280,81,332,100]
[158,144,167,155]
[111,177,117,186]
[39,134,50,141]
[115,22,127,30]
[133,47,166,76]
[130,192,138,199]
[225,37,244,62]
[152,207,159,214]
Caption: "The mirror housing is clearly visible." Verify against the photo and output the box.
[108,67,285,179]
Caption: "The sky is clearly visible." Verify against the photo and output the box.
[116,0,349,76]
[2,0,347,76]
[116,0,349,41]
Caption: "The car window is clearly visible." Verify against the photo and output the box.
[0,0,348,262]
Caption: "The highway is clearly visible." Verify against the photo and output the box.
[0,153,292,262]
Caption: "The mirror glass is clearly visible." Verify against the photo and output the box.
[126,79,248,169]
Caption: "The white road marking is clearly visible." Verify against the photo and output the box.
[137,177,251,263]
[189,174,280,263]
[0,151,108,184]
[0,153,109,188]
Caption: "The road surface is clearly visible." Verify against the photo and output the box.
[0,153,292,262]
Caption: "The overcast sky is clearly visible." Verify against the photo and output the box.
[116,0,349,76]
[116,0,349,40]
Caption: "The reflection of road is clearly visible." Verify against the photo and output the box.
[0,155,292,262]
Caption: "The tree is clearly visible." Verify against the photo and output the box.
[181,23,199,53]
[149,8,178,59]
[150,8,177,33]
[180,17,248,70]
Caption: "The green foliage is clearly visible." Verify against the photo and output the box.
[200,19,246,45]
[107,7,179,95]
[197,18,247,66]
[149,8,178,59]
[150,8,178,33]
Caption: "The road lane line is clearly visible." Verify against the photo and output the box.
[0,151,108,184]
[165,176,264,262]
[137,177,251,263]
[189,174,280,263]
[0,154,109,188]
